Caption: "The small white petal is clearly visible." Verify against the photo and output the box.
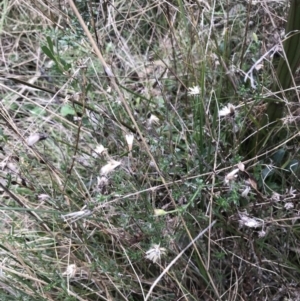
[225,168,240,183]
[148,114,160,126]
[244,219,260,228]
[145,244,167,263]
[94,144,106,156]
[26,133,48,146]
[100,160,121,176]
[258,230,266,237]
[284,202,294,210]
[125,133,134,151]
[241,186,251,197]
[187,86,201,96]
[219,104,235,117]
[38,194,50,200]
[219,107,230,117]
[237,162,245,171]
[239,215,261,228]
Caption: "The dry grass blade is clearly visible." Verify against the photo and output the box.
[1,0,300,300]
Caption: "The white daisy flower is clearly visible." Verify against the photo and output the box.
[145,244,167,263]
[219,104,235,117]
[187,86,201,96]
[284,202,294,210]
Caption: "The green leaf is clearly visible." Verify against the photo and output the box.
[60,104,76,116]
[0,127,8,142]
[63,62,72,71]
[41,45,55,61]
[46,36,54,53]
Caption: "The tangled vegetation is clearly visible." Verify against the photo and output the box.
[1,0,300,300]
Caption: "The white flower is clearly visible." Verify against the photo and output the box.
[187,86,200,96]
[93,144,107,157]
[258,230,266,238]
[237,162,245,171]
[284,202,294,210]
[239,214,262,228]
[38,194,50,200]
[26,133,48,146]
[241,186,251,197]
[62,264,77,278]
[148,114,160,126]
[125,133,134,151]
[271,192,280,202]
[225,168,240,184]
[100,159,121,176]
[219,104,235,117]
[145,244,167,263]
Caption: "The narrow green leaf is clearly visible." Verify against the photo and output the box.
[46,36,54,53]
[41,45,55,61]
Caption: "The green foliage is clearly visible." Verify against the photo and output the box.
[1,0,300,301]
[42,37,72,73]
[60,104,76,116]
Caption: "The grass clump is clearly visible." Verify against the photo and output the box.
[0,0,300,300]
